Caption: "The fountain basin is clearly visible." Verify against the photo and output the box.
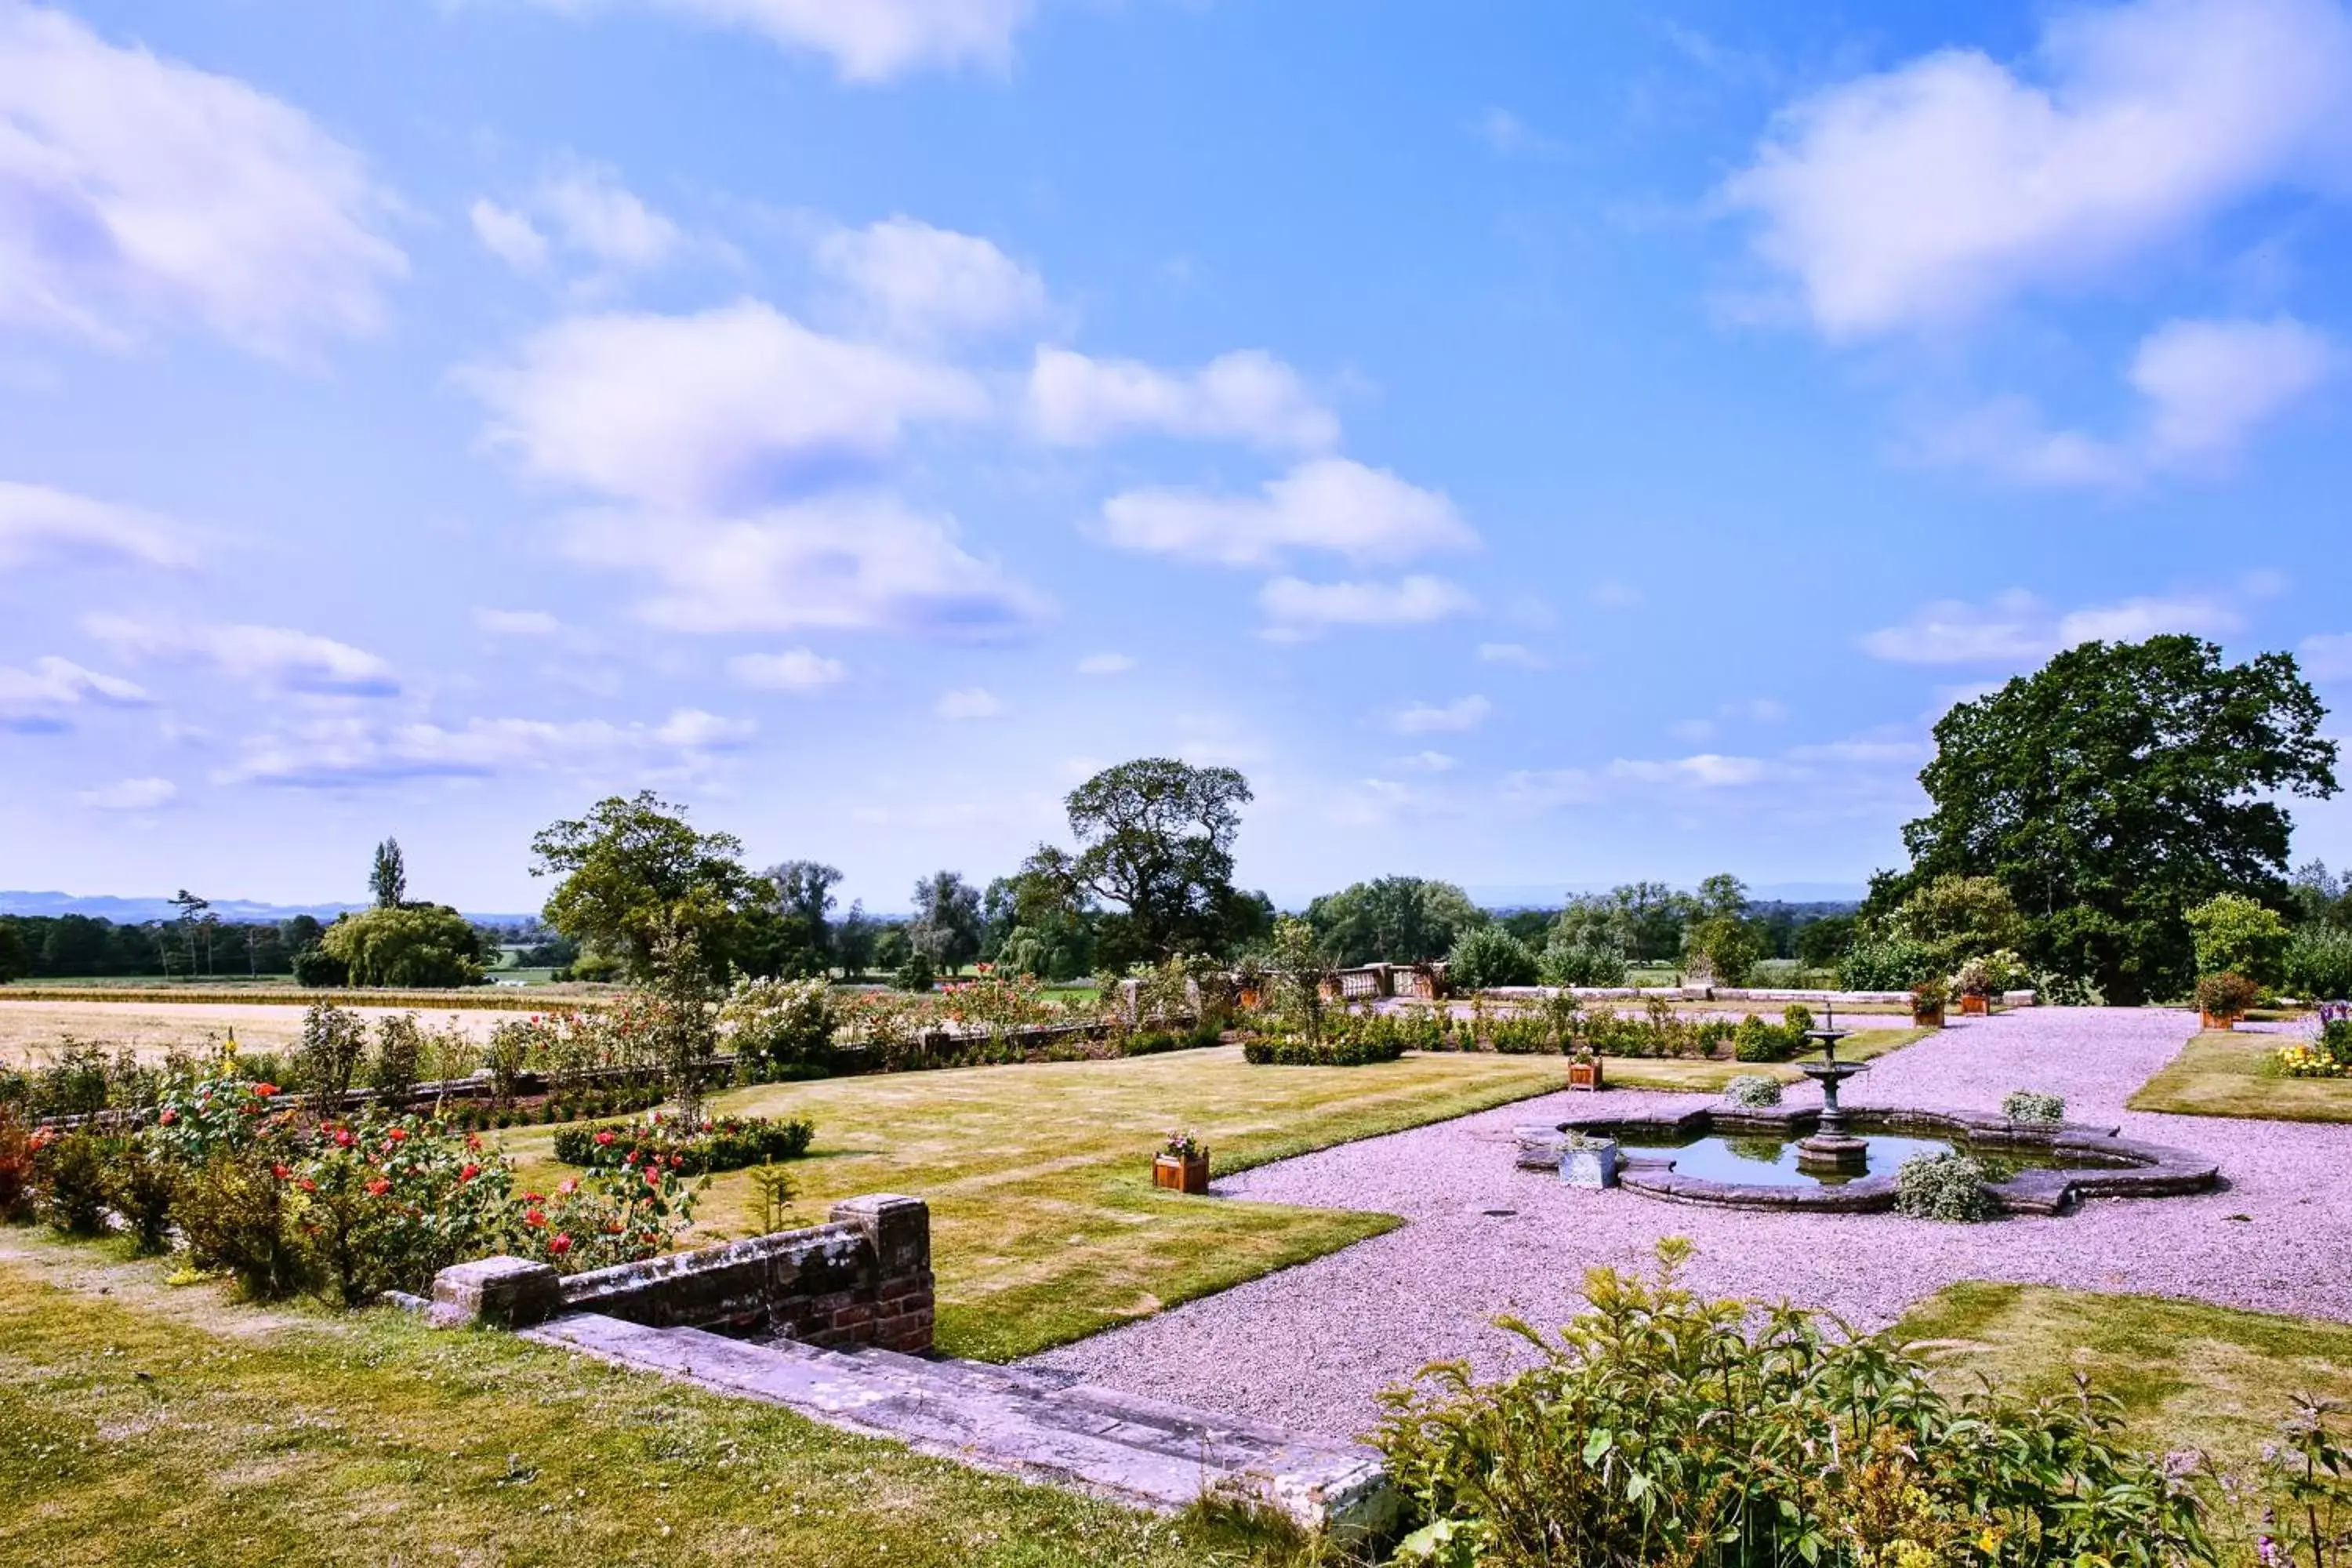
[1538,1104,2217,1214]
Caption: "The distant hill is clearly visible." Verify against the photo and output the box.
[0,891,538,924]
[1465,881,1865,911]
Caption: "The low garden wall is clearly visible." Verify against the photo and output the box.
[428,1193,935,1352]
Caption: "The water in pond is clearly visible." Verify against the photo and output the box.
[1617,1132,2074,1188]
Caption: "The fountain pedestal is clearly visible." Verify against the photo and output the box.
[1795,1004,1871,1174]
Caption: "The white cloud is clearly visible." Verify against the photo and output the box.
[462,299,988,510]
[79,776,176,811]
[221,706,751,787]
[1468,106,1566,158]
[818,216,1045,340]
[935,685,1004,720]
[524,0,1037,83]
[1723,0,2352,337]
[1860,588,2241,664]
[1098,458,1474,568]
[1075,652,1134,676]
[0,655,151,732]
[0,4,406,355]
[1926,316,2336,488]
[1478,641,1549,670]
[1388,695,1492,735]
[564,494,1051,641]
[1588,579,1642,609]
[727,648,847,691]
[1500,768,1600,809]
[474,608,563,637]
[473,165,688,278]
[86,614,400,696]
[0,481,197,572]
[1031,347,1340,452]
[470,199,550,272]
[1610,753,1771,788]
[1392,750,1459,772]
[2302,632,2352,681]
[1259,575,1478,638]
[1723,696,1790,722]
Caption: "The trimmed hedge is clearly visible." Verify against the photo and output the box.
[1241,1033,1407,1066]
[553,1113,815,1174]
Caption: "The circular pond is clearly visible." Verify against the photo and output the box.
[1618,1129,2081,1189]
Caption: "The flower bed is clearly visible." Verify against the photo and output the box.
[2278,1007,2352,1079]
[554,1111,816,1174]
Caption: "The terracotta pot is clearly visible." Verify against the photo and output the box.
[1153,1152,1210,1194]
[1912,1004,1946,1028]
[1567,1058,1605,1092]
[1959,993,1990,1015]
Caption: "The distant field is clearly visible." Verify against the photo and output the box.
[0,982,613,1007]
[0,999,517,1064]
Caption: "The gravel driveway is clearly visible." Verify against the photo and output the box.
[1026,1007,2352,1440]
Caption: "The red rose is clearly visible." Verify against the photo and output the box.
[557,1178,579,1196]
[334,1128,355,1148]
[549,1233,572,1257]
[642,1167,662,1189]
[459,1164,480,1182]
[522,1191,542,1203]
[365,1178,391,1196]
[593,1131,615,1146]
[386,1127,408,1142]
[271,1163,290,1180]
[524,1207,547,1229]
[299,1178,318,1193]
[158,1108,178,1126]
[622,1152,636,1167]
[253,1083,278,1098]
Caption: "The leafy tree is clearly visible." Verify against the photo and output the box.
[369,837,407,908]
[1602,881,1698,962]
[989,848,1098,980]
[645,919,721,1122]
[1682,916,1759,985]
[1693,873,1749,923]
[1793,913,1857,969]
[869,922,912,977]
[319,905,485,988]
[1446,926,1540,990]
[1903,636,2339,1004]
[1307,876,1487,966]
[1887,874,2027,970]
[1061,758,1254,963]
[2183,892,2292,985]
[833,901,877,979]
[908,870,983,972]
[0,920,22,984]
[530,792,754,979]
[1268,916,1336,1043]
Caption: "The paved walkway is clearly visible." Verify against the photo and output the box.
[1026,1007,2352,1441]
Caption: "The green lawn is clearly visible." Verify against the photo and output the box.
[499,1045,1570,1361]
[2126,1029,2352,1123]
[0,1233,1255,1568]
[1895,1281,2352,1472]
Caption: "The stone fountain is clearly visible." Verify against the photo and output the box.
[1794,1000,1870,1175]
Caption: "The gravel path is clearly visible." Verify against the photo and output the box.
[1026,1007,2352,1440]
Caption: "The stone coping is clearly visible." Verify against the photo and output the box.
[1524,1105,2216,1215]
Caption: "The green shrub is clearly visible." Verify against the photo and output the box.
[366,1013,424,1108]
[31,1128,113,1236]
[892,951,936,992]
[2002,1089,2065,1124]
[1722,1073,1782,1107]
[1446,927,1539,991]
[0,1108,31,1221]
[721,976,836,1075]
[1537,938,1628,988]
[1242,1031,1406,1066]
[176,1151,315,1301]
[296,1116,518,1305]
[1838,935,1939,990]
[1730,1014,1806,1062]
[103,1139,183,1254]
[2195,970,2261,1019]
[1376,1240,2205,1567]
[2185,892,2292,985]
[552,1112,815,1174]
[2285,923,2352,1000]
[1894,1151,1998,1221]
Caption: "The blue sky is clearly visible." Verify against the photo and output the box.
[5,0,2352,913]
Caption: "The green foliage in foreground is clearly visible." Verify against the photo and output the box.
[1377,1241,2207,1567]
[0,1245,1262,1568]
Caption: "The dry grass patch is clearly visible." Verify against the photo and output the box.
[0,999,510,1065]
[2127,1029,2352,1123]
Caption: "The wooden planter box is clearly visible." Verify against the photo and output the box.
[1912,1004,1946,1029]
[1152,1153,1210,1194]
[1567,1058,1605,1092]
[1958,993,1991,1015]
[2200,1010,2238,1032]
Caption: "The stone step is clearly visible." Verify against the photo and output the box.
[527,1312,1393,1537]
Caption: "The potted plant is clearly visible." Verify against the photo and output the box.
[1152,1129,1210,1194]
[1954,956,1995,1015]
[1566,1047,1605,1092]
[1558,1128,1618,1189]
[1910,979,1948,1029]
[2195,971,2260,1032]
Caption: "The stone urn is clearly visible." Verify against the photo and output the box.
[1559,1138,1619,1189]
[1153,1152,1210,1194]
[1567,1056,1605,1092]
